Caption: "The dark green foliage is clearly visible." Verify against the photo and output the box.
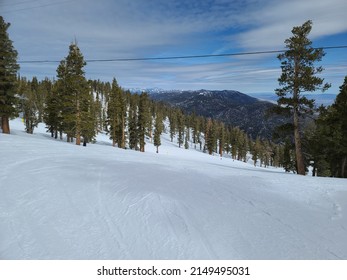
[176,110,185,148]
[308,77,347,178]
[17,77,39,134]
[282,138,296,172]
[45,79,64,139]
[205,118,217,155]
[252,137,262,166]
[275,20,330,175]
[0,16,19,134]
[218,122,225,157]
[154,111,163,153]
[55,43,95,145]
[107,79,126,148]
[138,93,150,152]
[128,94,139,150]
[168,109,177,142]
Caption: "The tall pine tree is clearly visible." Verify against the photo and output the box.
[275,20,330,175]
[0,16,19,134]
[138,93,150,152]
[153,111,163,153]
[56,42,91,145]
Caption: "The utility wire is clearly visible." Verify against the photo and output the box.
[18,45,347,64]
[1,0,79,13]
[0,0,41,7]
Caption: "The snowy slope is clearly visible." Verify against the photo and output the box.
[0,119,346,260]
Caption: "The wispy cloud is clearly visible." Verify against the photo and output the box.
[2,0,346,93]
[233,0,347,50]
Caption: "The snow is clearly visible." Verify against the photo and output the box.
[0,119,346,260]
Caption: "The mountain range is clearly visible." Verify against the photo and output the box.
[146,89,287,139]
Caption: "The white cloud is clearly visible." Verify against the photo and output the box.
[234,0,347,50]
[2,0,346,93]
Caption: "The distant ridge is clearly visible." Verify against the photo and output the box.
[147,89,287,139]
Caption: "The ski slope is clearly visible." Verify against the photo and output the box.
[0,119,346,260]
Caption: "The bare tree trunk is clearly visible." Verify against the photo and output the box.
[76,100,81,145]
[293,57,305,175]
[1,115,10,134]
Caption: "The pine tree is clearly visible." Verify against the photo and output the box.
[56,42,91,145]
[18,77,40,134]
[205,118,216,155]
[331,76,347,177]
[230,127,238,159]
[311,77,347,177]
[80,88,96,146]
[0,16,19,134]
[218,123,225,157]
[282,138,296,172]
[252,137,262,166]
[45,79,64,139]
[138,92,150,152]
[128,94,139,150]
[107,78,126,148]
[177,110,185,148]
[153,111,163,153]
[237,132,248,162]
[275,20,330,175]
[168,110,177,142]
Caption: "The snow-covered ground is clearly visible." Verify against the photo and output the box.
[0,119,346,260]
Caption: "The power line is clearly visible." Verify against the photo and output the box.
[2,0,79,13]
[0,0,41,7]
[18,45,347,64]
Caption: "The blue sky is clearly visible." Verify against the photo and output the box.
[1,0,347,95]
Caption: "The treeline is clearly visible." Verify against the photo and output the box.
[1,16,346,177]
[16,68,287,168]
[14,42,346,178]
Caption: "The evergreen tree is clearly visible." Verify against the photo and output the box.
[168,110,177,143]
[252,137,262,167]
[191,113,200,149]
[153,111,163,153]
[282,138,296,172]
[18,77,40,134]
[177,110,185,148]
[311,77,347,177]
[80,88,96,146]
[0,16,19,134]
[237,132,248,162]
[45,79,64,139]
[56,42,91,145]
[230,127,238,159]
[107,78,126,148]
[205,118,216,155]
[275,20,330,175]
[218,123,225,157]
[330,77,347,177]
[128,94,139,150]
[138,92,150,152]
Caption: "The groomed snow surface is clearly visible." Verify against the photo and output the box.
[1,119,346,260]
